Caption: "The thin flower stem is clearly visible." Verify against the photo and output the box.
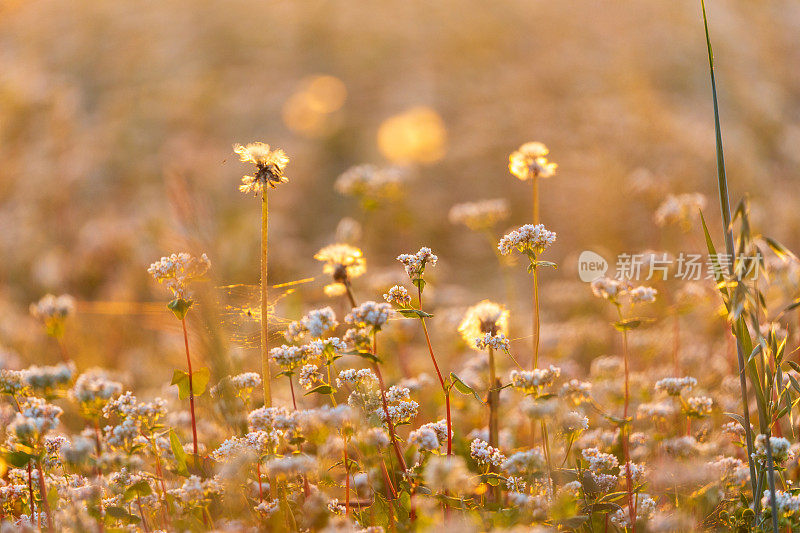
[261,189,272,408]
[616,304,636,532]
[487,346,501,503]
[371,334,408,474]
[181,317,199,458]
[35,460,54,532]
[417,287,453,455]
[288,376,297,410]
[344,280,357,309]
[532,262,540,369]
[532,174,540,225]
[540,420,555,495]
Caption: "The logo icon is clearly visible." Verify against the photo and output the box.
[578,250,608,282]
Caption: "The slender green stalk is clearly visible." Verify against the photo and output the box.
[701,2,776,527]
[616,304,636,531]
[486,346,501,502]
[261,190,272,408]
[532,264,540,369]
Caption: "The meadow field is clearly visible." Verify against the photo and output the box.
[1,0,800,531]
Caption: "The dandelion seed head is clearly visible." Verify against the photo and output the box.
[509,142,557,180]
[234,142,289,194]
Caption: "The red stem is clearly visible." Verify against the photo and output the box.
[371,335,407,473]
[181,318,199,458]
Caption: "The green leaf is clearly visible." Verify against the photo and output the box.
[192,367,211,397]
[3,449,35,468]
[167,298,193,320]
[105,506,140,525]
[124,480,153,502]
[449,372,485,405]
[169,430,189,477]
[396,309,433,319]
[304,384,334,396]
[612,317,653,331]
[412,278,426,293]
[533,260,558,269]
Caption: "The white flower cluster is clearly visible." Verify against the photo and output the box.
[247,406,299,433]
[501,449,545,476]
[285,307,338,342]
[335,164,410,198]
[10,398,63,441]
[685,396,713,417]
[753,434,792,465]
[708,456,749,487]
[590,277,630,301]
[376,386,419,426]
[561,411,589,434]
[147,252,210,300]
[230,372,262,390]
[629,285,658,304]
[170,475,224,504]
[345,301,394,329]
[561,379,592,404]
[383,285,412,307]
[510,366,561,393]
[408,419,448,452]
[474,332,510,351]
[269,344,311,370]
[29,294,75,322]
[637,400,676,420]
[470,438,505,467]
[655,376,697,396]
[396,247,438,280]
[611,495,656,528]
[498,224,557,256]
[654,193,707,229]
[582,447,619,472]
[336,368,377,389]
[762,489,800,515]
[448,199,510,231]
[70,370,123,406]
[458,300,509,349]
[254,499,280,517]
[103,392,167,426]
[23,363,75,391]
[266,454,317,477]
[298,364,324,390]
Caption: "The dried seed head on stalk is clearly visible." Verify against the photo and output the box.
[458,300,509,349]
[314,243,366,296]
[508,142,557,181]
[234,142,289,194]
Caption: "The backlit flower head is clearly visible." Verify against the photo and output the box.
[314,243,366,296]
[234,142,289,194]
[335,164,410,200]
[148,252,210,300]
[498,224,556,256]
[654,193,707,230]
[449,199,510,232]
[458,300,509,349]
[509,142,557,181]
[345,301,394,330]
[384,285,412,307]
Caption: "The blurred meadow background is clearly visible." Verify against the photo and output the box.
[2,0,798,382]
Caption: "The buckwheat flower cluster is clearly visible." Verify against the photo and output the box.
[619,462,646,484]
[685,396,713,417]
[561,379,593,404]
[376,386,419,426]
[334,164,410,198]
[345,301,394,330]
[561,411,590,434]
[266,454,316,478]
[508,142,557,181]
[637,401,676,421]
[231,372,262,391]
[498,224,557,256]
[474,332,510,351]
[761,490,800,516]
[501,449,545,476]
[298,364,324,390]
[10,398,63,442]
[336,368,377,389]
[285,307,338,342]
[655,376,697,396]
[147,252,210,300]
[255,499,280,517]
[70,370,123,417]
[654,193,707,229]
[247,406,299,434]
[582,447,619,472]
[470,438,506,467]
[611,495,656,529]
[0,369,28,396]
[383,285,412,307]
[458,300,509,348]
[23,363,75,392]
[396,247,438,281]
[753,435,792,466]
[708,456,749,487]
[234,142,289,194]
[170,475,224,505]
[423,455,475,495]
[662,436,699,457]
[630,285,658,304]
[408,419,449,452]
[270,344,312,371]
[30,294,75,336]
[510,366,561,393]
[448,199,510,231]
[590,277,630,301]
